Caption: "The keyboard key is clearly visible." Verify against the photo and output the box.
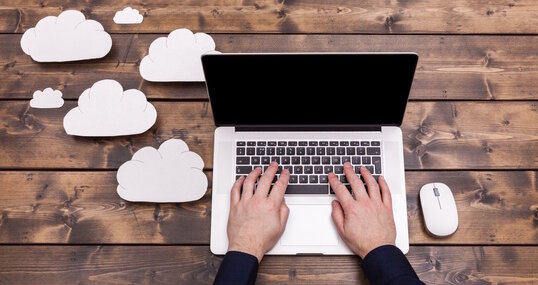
[339,175,347,183]
[335,166,343,174]
[330,185,352,195]
[271,157,280,164]
[237,141,246,146]
[320,141,328,146]
[367,147,381,155]
[322,157,331,164]
[320,175,328,183]
[297,147,306,155]
[309,141,318,146]
[277,147,285,155]
[314,166,323,174]
[252,157,260,164]
[352,156,361,164]
[330,141,339,146]
[287,147,295,155]
[304,166,313,174]
[286,185,327,194]
[342,156,351,164]
[371,141,381,146]
[267,147,275,155]
[236,148,245,155]
[361,141,370,146]
[337,147,345,155]
[247,147,255,155]
[289,175,298,183]
[373,175,380,182]
[247,141,256,146]
[332,157,341,164]
[362,156,371,164]
[307,147,315,155]
[350,141,360,146]
[284,165,293,174]
[340,141,349,146]
[276,166,282,174]
[299,175,308,184]
[257,147,265,155]
[282,156,291,164]
[292,157,301,164]
[294,166,303,174]
[261,157,270,164]
[309,175,318,183]
[301,157,310,164]
[257,141,266,146]
[236,166,252,174]
[346,147,356,155]
[299,141,308,146]
[312,156,321,164]
[278,141,287,146]
[365,165,374,173]
[372,157,382,174]
[357,147,366,155]
[288,141,298,146]
[268,141,277,146]
[236,175,243,180]
[324,166,334,174]
[354,166,360,173]
[327,147,335,155]
[316,147,325,155]
[236,157,250,165]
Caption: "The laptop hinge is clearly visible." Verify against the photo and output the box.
[234,125,382,132]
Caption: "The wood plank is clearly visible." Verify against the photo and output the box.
[0,171,536,244]
[0,245,536,284]
[0,101,536,170]
[1,1,538,34]
[2,34,538,100]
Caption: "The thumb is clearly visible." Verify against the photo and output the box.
[331,200,345,236]
[280,202,290,228]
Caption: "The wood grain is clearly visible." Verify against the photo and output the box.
[0,101,536,170]
[0,245,536,284]
[2,34,538,100]
[1,1,538,34]
[1,171,536,244]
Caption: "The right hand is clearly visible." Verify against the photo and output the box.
[329,162,397,259]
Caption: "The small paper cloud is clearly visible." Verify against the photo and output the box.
[20,10,112,62]
[30,88,64,109]
[63,79,157,137]
[139,28,220,82]
[117,139,208,203]
[114,7,143,24]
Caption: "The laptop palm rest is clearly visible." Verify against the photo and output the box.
[280,204,339,246]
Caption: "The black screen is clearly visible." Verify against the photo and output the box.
[202,53,418,127]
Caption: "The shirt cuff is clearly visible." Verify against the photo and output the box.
[213,251,259,285]
[362,245,421,285]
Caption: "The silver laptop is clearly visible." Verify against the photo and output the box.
[204,53,418,255]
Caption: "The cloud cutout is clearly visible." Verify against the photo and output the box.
[114,7,143,24]
[117,139,208,203]
[139,28,220,82]
[20,10,112,62]
[63,79,157,137]
[30,88,64,109]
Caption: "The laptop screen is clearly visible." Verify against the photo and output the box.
[202,53,418,127]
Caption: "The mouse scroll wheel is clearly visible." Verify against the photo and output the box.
[433,187,440,197]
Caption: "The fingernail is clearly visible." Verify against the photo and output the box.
[271,161,277,166]
[344,162,351,167]
[331,200,337,207]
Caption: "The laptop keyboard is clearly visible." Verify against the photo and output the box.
[235,140,382,195]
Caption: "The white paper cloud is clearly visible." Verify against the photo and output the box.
[30,88,64,109]
[139,28,220,82]
[20,10,112,62]
[114,7,143,24]
[63,79,157,137]
[117,139,208,203]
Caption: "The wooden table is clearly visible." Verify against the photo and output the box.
[0,1,537,284]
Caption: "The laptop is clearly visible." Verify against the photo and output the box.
[204,53,418,255]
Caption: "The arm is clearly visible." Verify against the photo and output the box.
[329,163,424,285]
[213,162,290,285]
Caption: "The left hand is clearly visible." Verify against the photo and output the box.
[226,162,290,262]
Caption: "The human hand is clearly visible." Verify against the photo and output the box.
[227,162,290,262]
[329,162,396,259]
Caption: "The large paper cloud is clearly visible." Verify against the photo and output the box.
[139,28,220,82]
[30,88,64,109]
[20,10,112,62]
[114,7,143,24]
[117,139,208,203]
[63,79,157,137]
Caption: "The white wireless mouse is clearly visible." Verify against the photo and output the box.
[419,182,458,237]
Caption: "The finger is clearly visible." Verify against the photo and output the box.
[328,172,354,208]
[331,200,345,236]
[230,176,244,205]
[343,162,367,199]
[270,168,290,203]
[360,166,381,202]
[256,161,278,197]
[279,202,290,228]
[242,167,262,200]
[378,175,393,209]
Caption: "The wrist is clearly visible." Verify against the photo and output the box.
[228,243,265,263]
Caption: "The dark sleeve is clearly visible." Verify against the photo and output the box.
[213,251,259,285]
[362,245,425,285]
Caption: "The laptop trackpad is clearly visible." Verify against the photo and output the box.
[280,204,339,246]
